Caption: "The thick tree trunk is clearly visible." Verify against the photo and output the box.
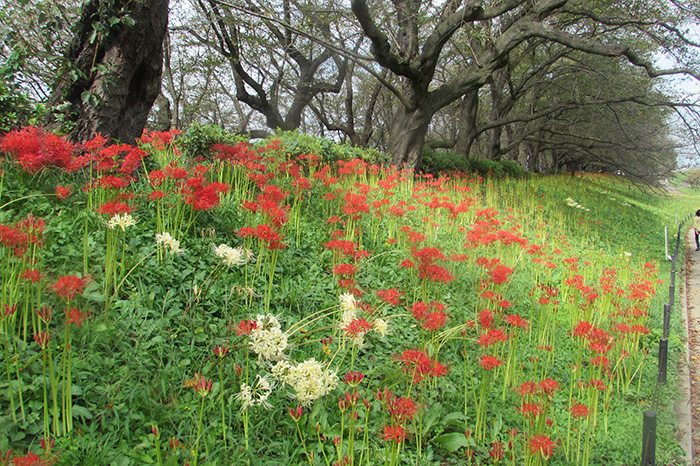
[48,0,169,143]
[454,89,479,157]
[388,106,433,168]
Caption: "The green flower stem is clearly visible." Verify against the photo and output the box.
[316,424,332,466]
[2,330,16,422]
[218,364,226,447]
[293,418,313,466]
[193,395,205,466]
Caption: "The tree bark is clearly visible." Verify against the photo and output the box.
[387,105,433,168]
[454,89,479,157]
[48,0,169,143]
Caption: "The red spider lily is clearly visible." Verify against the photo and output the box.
[479,354,503,370]
[337,158,368,176]
[233,319,257,336]
[98,175,130,190]
[323,239,368,261]
[520,402,542,418]
[504,314,528,330]
[148,190,166,201]
[344,318,372,339]
[478,329,509,347]
[572,320,593,338]
[585,378,606,391]
[376,288,403,306]
[342,191,370,219]
[139,129,181,150]
[399,349,448,382]
[590,355,609,367]
[383,424,407,444]
[211,142,255,161]
[411,246,446,265]
[33,332,50,349]
[10,450,59,466]
[489,440,505,461]
[35,306,52,324]
[192,374,212,397]
[418,264,454,282]
[21,268,44,283]
[423,309,448,331]
[65,308,88,327]
[97,201,134,216]
[539,378,559,395]
[570,403,590,418]
[478,309,494,329]
[0,224,26,249]
[3,303,17,318]
[489,264,514,285]
[184,179,229,211]
[476,257,501,270]
[333,264,357,278]
[343,371,365,386]
[338,390,360,411]
[386,395,417,424]
[56,185,72,200]
[288,406,303,421]
[51,275,88,302]
[0,126,75,174]
[212,345,229,358]
[517,381,538,398]
[239,224,286,250]
[529,434,555,459]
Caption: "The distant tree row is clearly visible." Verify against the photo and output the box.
[1,0,699,182]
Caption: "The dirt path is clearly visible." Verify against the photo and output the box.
[681,229,697,464]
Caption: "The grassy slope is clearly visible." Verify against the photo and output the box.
[0,146,698,465]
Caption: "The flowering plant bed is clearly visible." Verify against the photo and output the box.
[0,127,689,465]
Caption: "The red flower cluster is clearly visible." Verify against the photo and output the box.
[479,354,503,370]
[399,349,447,382]
[1,126,74,173]
[411,301,448,331]
[529,434,555,459]
[239,224,286,250]
[50,275,88,302]
[376,288,403,306]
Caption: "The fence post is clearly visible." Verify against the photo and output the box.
[658,338,668,384]
[669,284,675,309]
[663,304,671,339]
[641,410,657,465]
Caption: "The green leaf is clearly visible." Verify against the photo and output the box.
[433,432,469,452]
[422,402,442,435]
[72,405,93,420]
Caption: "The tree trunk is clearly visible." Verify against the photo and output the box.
[455,89,479,157]
[388,106,433,168]
[48,0,169,143]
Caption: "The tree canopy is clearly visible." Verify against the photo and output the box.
[1,0,698,180]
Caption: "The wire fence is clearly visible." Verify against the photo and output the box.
[641,220,686,465]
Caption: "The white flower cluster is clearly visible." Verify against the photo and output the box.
[249,314,288,360]
[213,243,253,267]
[565,197,590,211]
[155,232,184,255]
[373,318,388,337]
[107,213,136,231]
[271,358,338,406]
[339,292,358,326]
[236,374,274,410]
[337,293,387,346]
